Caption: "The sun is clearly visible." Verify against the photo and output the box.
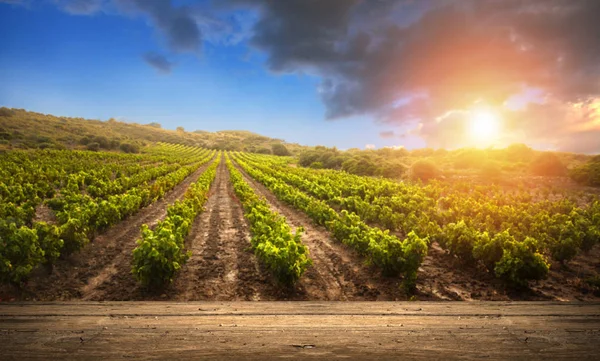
[468,108,501,142]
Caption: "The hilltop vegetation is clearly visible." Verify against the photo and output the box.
[297,144,599,187]
[0,108,304,154]
[1,107,598,187]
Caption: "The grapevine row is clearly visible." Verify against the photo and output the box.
[232,153,428,289]
[225,153,311,286]
[240,153,600,287]
[0,145,215,284]
[132,153,221,289]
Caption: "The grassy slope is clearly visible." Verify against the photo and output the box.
[0,107,306,154]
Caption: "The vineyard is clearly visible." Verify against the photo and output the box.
[1,144,599,301]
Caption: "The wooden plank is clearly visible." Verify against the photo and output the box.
[0,302,599,360]
[1,301,599,316]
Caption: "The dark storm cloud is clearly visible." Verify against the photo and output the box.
[248,0,359,72]
[229,0,600,152]
[237,0,600,117]
[142,52,173,73]
[115,0,202,53]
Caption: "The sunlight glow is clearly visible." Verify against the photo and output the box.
[468,108,501,142]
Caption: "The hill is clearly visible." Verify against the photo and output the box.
[1,107,598,187]
[0,107,306,154]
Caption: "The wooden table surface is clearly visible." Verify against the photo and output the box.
[1,302,599,360]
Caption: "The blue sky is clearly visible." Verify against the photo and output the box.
[1,1,599,153]
[0,1,418,150]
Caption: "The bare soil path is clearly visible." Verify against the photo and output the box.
[233,160,407,300]
[1,302,598,360]
[169,156,279,301]
[0,159,214,301]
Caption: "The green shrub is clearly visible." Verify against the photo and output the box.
[271,143,291,156]
[473,230,513,271]
[410,159,439,181]
[58,213,91,255]
[438,220,479,263]
[34,222,64,265]
[256,147,271,154]
[120,142,140,153]
[570,155,600,187]
[132,224,191,289]
[494,237,549,287]
[86,142,100,151]
[342,157,378,176]
[0,222,44,284]
[92,136,110,149]
[0,107,14,117]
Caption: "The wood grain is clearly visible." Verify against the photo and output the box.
[1,302,598,360]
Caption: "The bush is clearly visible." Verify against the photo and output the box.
[570,155,600,187]
[271,143,291,156]
[410,159,439,181]
[438,220,479,263]
[310,161,323,169]
[87,142,100,151]
[473,230,513,271]
[11,130,23,139]
[548,221,582,263]
[34,222,64,265]
[0,107,14,117]
[494,237,549,288]
[0,223,44,284]
[342,157,375,176]
[92,136,110,149]
[132,223,191,289]
[298,147,346,169]
[120,142,140,153]
[378,162,407,179]
[37,142,55,149]
[531,153,566,176]
[256,147,272,154]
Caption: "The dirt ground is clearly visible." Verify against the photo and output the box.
[168,158,279,301]
[416,242,600,301]
[1,301,598,360]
